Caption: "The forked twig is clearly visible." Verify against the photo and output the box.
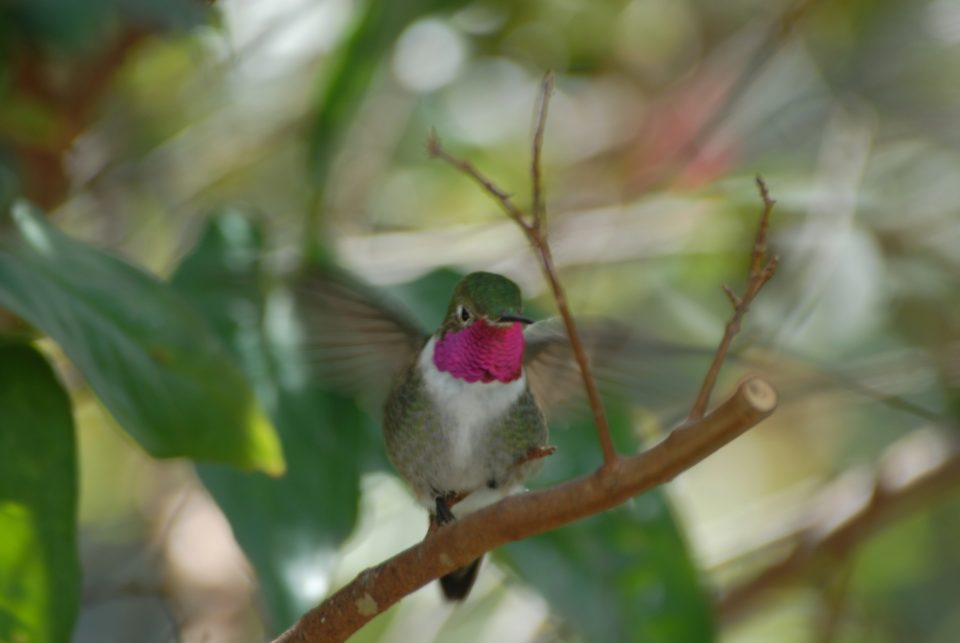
[428,73,618,467]
[688,175,779,421]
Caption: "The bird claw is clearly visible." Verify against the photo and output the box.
[435,495,457,525]
[431,490,470,531]
[514,445,557,468]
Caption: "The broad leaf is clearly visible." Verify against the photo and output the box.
[0,343,80,643]
[171,211,374,631]
[0,202,283,474]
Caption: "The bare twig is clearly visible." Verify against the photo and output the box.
[273,377,778,643]
[717,429,960,623]
[688,175,778,420]
[531,72,554,226]
[426,129,527,227]
[428,76,618,467]
[749,175,775,275]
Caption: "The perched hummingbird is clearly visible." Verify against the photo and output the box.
[296,270,560,600]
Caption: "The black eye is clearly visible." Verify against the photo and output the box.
[459,306,471,323]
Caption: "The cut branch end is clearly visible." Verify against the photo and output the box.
[742,377,778,413]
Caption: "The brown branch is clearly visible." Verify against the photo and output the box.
[717,429,960,623]
[531,238,618,465]
[10,27,152,210]
[273,377,778,643]
[428,76,618,466]
[689,175,778,420]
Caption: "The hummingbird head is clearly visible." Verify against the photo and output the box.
[443,272,532,330]
[433,272,532,383]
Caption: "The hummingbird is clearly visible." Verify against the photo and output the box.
[296,270,559,600]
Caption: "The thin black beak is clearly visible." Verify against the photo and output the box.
[498,313,534,325]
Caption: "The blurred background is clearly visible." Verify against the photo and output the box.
[2,0,959,641]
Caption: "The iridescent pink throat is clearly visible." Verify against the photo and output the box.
[433,320,525,383]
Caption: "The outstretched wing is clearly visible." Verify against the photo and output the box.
[524,318,712,422]
[293,268,427,399]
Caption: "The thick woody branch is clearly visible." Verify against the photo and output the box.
[718,429,960,623]
[273,377,778,643]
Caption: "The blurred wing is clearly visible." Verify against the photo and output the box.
[524,318,713,423]
[293,268,427,398]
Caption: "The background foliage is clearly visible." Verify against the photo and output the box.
[1,0,958,641]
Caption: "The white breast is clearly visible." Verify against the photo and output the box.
[417,336,525,484]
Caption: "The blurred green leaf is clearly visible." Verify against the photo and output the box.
[0,202,284,474]
[1,0,209,51]
[500,402,714,642]
[308,0,462,181]
[171,210,374,632]
[502,497,714,642]
[304,0,471,259]
[0,343,79,643]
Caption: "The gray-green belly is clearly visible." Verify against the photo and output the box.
[383,366,547,507]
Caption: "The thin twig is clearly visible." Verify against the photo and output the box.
[749,175,775,276]
[531,72,554,227]
[428,77,618,466]
[533,238,617,465]
[688,175,778,420]
[426,129,527,227]
[273,377,778,643]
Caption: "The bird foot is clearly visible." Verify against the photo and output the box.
[429,490,470,535]
[513,445,557,468]
[435,495,457,525]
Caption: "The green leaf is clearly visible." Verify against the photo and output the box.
[501,496,714,642]
[171,211,374,632]
[0,202,284,474]
[0,343,80,643]
[3,0,210,51]
[500,402,715,642]
[307,0,462,183]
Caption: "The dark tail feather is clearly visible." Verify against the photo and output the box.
[439,555,483,601]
